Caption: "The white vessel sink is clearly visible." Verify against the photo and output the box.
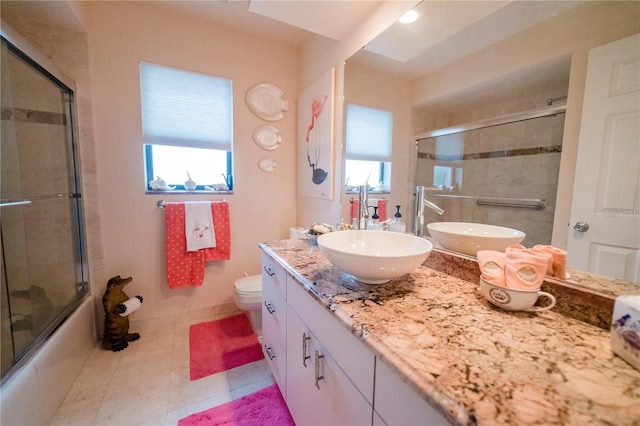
[317,230,433,284]
[426,222,525,256]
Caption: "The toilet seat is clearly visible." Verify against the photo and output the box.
[233,275,262,305]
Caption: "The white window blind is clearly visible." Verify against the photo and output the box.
[345,103,393,162]
[140,62,233,151]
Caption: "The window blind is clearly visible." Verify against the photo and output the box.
[140,62,233,151]
[345,103,393,162]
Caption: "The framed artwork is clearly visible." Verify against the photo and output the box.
[297,68,335,200]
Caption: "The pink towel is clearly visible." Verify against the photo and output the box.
[532,245,567,278]
[165,201,231,288]
[350,199,359,223]
[505,244,549,291]
[477,250,506,286]
[377,199,387,222]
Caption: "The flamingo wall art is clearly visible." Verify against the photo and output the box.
[297,68,335,200]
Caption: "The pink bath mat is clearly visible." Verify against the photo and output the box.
[178,383,295,426]
[189,313,264,380]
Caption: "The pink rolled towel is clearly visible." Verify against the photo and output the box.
[532,245,567,278]
[477,250,507,287]
[505,244,549,291]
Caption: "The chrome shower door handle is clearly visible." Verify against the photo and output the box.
[573,221,589,232]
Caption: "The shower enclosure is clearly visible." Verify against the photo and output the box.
[415,105,566,247]
[1,36,88,380]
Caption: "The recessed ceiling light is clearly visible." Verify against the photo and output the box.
[399,9,419,24]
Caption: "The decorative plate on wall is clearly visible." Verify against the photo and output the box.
[253,126,282,150]
[258,157,277,172]
[246,83,288,121]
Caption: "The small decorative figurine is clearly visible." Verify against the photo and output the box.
[102,275,143,352]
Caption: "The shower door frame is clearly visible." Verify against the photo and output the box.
[0,23,90,384]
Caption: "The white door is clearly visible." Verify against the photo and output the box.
[567,33,640,284]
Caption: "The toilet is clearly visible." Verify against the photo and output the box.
[233,274,262,336]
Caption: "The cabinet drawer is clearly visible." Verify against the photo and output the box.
[262,253,286,298]
[287,279,375,402]
[262,318,286,396]
[262,272,287,346]
[374,359,449,426]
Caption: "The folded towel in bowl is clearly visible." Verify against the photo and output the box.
[532,245,567,278]
[477,250,506,286]
[505,244,549,291]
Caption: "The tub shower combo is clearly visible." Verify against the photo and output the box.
[0,34,89,380]
[414,102,566,248]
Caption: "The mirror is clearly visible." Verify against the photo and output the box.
[343,1,640,285]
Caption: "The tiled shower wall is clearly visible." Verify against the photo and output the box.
[416,113,565,247]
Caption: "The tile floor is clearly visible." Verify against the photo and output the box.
[50,309,274,425]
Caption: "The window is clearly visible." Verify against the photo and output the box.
[140,62,233,191]
[344,103,393,192]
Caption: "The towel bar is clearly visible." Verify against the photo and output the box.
[476,198,545,210]
[157,199,226,209]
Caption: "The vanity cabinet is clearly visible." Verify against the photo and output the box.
[261,249,446,426]
[286,304,372,425]
[374,359,449,426]
[261,253,287,394]
[286,278,375,426]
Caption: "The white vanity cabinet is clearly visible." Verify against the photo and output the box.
[286,304,373,425]
[374,359,449,426]
[261,250,447,426]
[261,253,287,394]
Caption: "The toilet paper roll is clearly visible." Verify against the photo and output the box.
[289,227,307,239]
[119,297,142,317]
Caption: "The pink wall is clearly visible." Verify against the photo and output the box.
[86,2,298,318]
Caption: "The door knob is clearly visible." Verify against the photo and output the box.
[573,222,589,232]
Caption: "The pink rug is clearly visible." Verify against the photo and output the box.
[189,314,264,380]
[178,383,295,426]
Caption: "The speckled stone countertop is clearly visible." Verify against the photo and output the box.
[259,239,640,426]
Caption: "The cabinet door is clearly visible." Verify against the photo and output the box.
[262,310,286,395]
[374,360,449,426]
[286,305,372,426]
[287,276,375,401]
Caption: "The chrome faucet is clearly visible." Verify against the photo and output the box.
[357,184,369,230]
[414,185,444,237]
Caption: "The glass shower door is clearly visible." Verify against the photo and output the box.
[1,37,88,378]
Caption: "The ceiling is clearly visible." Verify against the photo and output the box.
[1,0,582,80]
[0,0,385,46]
[357,0,583,79]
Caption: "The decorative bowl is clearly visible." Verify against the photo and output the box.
[317,230,433,284]
[426,222,525,256]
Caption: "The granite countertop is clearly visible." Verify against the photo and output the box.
[259,239,640,426]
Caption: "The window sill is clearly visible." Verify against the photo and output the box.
[145,190,233,195]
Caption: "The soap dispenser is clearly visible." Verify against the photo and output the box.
[390,205,406,233]
[369,206,382,230]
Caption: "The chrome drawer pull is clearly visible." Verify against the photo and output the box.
[314,350,325,389]
[302,332,311,367]
[264,300,276,314]
[264,344,276,361]
[263,266,275,277]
